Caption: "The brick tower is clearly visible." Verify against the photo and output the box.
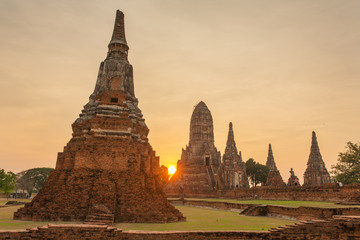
[14,10,185,223]
[167,101,221,194]
[220,122,249,189]
[265,144,285,187]
[303,131,331,186]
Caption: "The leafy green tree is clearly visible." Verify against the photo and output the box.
[246,158,269,187]
[16,167,54,197]
[0,169,16,198]
[331,142,360,184]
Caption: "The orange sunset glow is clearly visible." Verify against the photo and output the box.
[0,1,359,183]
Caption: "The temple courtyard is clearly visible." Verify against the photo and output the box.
[1,197,359,231]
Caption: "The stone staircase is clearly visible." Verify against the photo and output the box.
[84,213,114,225]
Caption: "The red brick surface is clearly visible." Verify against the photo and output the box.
[167,184,360,203]
[13,10,184,223]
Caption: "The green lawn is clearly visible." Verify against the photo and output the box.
[114,206,297,231]
[4,198,352,231]
[0,203,297,231]
[0,205,81,230]
[182,198,360,208]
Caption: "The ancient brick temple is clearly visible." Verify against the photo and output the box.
[167,101,221,192]
[219,122,249,189]
[303,131,331,186]
[14,10,184,223]
[265,144,286,187]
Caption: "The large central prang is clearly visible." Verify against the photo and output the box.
[14,10,185,223]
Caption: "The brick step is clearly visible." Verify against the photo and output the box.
[83,220,112,225]
[84,213,114,225]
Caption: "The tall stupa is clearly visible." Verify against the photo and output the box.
[220,122,249,189]
[265,144,285,187]
[14,10,185,223]
[303,131,331,186]
[167,101,221,193]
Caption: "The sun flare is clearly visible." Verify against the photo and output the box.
[168,165,177,175]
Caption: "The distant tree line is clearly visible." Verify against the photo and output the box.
[0,167,54,198]
[245,158,269,187]
[16,168,54,198]
[0,169,16,198]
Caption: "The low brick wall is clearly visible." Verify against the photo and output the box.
[218,184,360,203]
[0,224,119,239]
[173,199,360,220]
[266,205,356,220]
[167,184,360,203]
[0,216,359,239]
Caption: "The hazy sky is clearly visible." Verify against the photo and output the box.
[0,0,359,183]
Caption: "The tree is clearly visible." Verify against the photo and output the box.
[0,169,16,198]
[245,158,269,187]
[331,142,360,184]
[16,167,54,197]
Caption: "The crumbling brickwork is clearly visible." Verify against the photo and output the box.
[219,122,249,189]
[14,10,184,223]
[166,104,252,196]
[265,144,286,187]
[167,101,222,193]
[303,131,331,186]
[216,184,360,203]
[167,182,360,204]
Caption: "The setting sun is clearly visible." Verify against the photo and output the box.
[168,165,177,175]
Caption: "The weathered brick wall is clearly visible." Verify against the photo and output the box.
[167,184,360,203]
[1,216,360,239]
[269,216,360,239]
[14,168,184,223]
[0,224,120,240]
[265,170,286,187]
[218,184,360,202]
[266,205,351,220]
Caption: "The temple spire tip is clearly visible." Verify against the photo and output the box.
[108,9,128,57]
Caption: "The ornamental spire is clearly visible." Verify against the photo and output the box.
[108,10,129,58]
[223,122,238,162]
[227,122,235,143]
[266,144,278,171]
[310,131,321,160]
[303,131,331,185]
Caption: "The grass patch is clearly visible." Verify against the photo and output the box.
[2,198,350,231]
[115,206,297,231]
[0,205,81,230]
[184,198,359,208]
